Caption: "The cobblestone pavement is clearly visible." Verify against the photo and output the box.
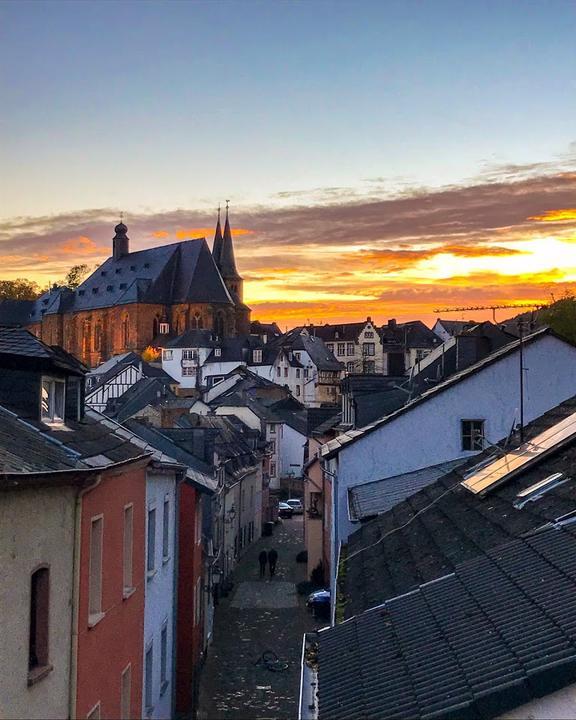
[198,517,321,720]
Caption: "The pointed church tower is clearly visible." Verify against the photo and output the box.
[212,205,223,266]
[215,202,243,303]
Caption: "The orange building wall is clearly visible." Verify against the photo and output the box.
[76,464,147,719]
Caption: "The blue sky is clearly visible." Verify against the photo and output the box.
[1,0,575,217]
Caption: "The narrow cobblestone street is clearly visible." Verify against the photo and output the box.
[198,517,321,720]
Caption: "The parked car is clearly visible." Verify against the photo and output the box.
[278,501,293,519]
[307,589,331,618]
[286,498,304,514]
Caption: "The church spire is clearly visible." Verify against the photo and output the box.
[212,204,223,264]
[219,200,240,279]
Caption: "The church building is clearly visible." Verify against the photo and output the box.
[3,208,250,367]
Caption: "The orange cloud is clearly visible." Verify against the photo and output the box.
[153,230,169,238]
[529,209,576,222]
[57,236,108,256]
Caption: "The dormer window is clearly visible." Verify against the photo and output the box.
[78,290,85,296]
[144,263,150,269]
[253,349,262,363]
[41,377,65,424]
[119,283,127,290]
[106,285,113,292]
[162,350,173,361]
[115,268,122,275]
[214,348,222,357]
[159,323,170,334]
[100,271,107,276]
[92,288,98,294]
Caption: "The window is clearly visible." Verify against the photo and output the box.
[160,623,168,693]
[89,517,103,623]
[182,349,196,361]
[182,366,195,377]
[195,505,202,545]
[147,508,156,576]
[41,377,65,423]
[346,361,355,373]
[362,342,375,356]
[296,368,300,378]
[415,348,430,362]
[270,461,277,477]
[29,566,50,679]
[296,385,301,396]
[162,497,170,561]
[364,331,374,338]
[123,505,133,596]
[337,343,345,356]
[462,420,485,451]
[253,349,262,363]
[284,367,288,377]
[159,322,170,334]
[121,664,131,719]
[269,440,276,453]
[214,347,222,357]
[326,343,334,352]
[162,349,173,361]
[364,360,375,374]
[294,352,301,361]
[87,702,101,720]
[276,366,281,377]
[122,316,129,347]
[194,578,202,626]
[145,644,154,713]
[304,368,309,379]
[347,342,355,356]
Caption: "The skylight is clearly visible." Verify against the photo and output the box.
[513,472,568,509]
[462,411,576,495]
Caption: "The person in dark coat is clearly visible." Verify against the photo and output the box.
[268,548,278,578]
[258,550,268,578]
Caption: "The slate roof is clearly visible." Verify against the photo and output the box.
[274,328,342,371]
[348,458,467,521]
[104,376,176,423]
[380,319,441,349]
[0,327,86,374]
[341,394,576,618]
[0,299,35,327]
[322,326,560,458]
[319,524,576,720]
[311,321,371,343]
[434,318,479,335]
[38,238,233,315]
[0,405,82,473]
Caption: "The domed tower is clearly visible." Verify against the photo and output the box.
[113,219,129,260]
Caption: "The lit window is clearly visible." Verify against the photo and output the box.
[147,508,156,577]
[162,497,170,561]
[253,349,262,363]
[462,420,485,451]
[346,342,355,355]
[123,505,133,596]
[41,377,65,423]
[337,343,345,356]
[159,322,170,334]
[162,350,173,361]
[269,423,276,434]
[214,347,222,357]
[29,566,50,679]
[89,517,103,623]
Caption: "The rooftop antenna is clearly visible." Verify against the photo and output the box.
[120,211,124,223]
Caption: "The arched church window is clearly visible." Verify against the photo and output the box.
[82,319,92,357]
[193,313,203,329]
[153,316,160,338]
[94,323,102,352]
[122,316,129,347]
[214,311,225,338]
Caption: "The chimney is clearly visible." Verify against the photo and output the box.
[388,318,397,329]
[367,316,372,323]
[113,221,129,260]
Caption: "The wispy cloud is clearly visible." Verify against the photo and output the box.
[1,157,576,323]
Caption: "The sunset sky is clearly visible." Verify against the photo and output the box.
[1,0,576,327]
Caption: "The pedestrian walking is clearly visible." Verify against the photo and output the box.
[258,550,268,578]
[268,548,278,578]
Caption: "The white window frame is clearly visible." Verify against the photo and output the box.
[159,322,170,334]
[41,376,66,424]
[162,496,170,562]
[162,349,173,361]
[88,515,104,627]
[123,504,134,598]
[147,507,156,578]
[214,347,222,357]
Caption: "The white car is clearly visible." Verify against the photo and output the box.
[286,498,304,514]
